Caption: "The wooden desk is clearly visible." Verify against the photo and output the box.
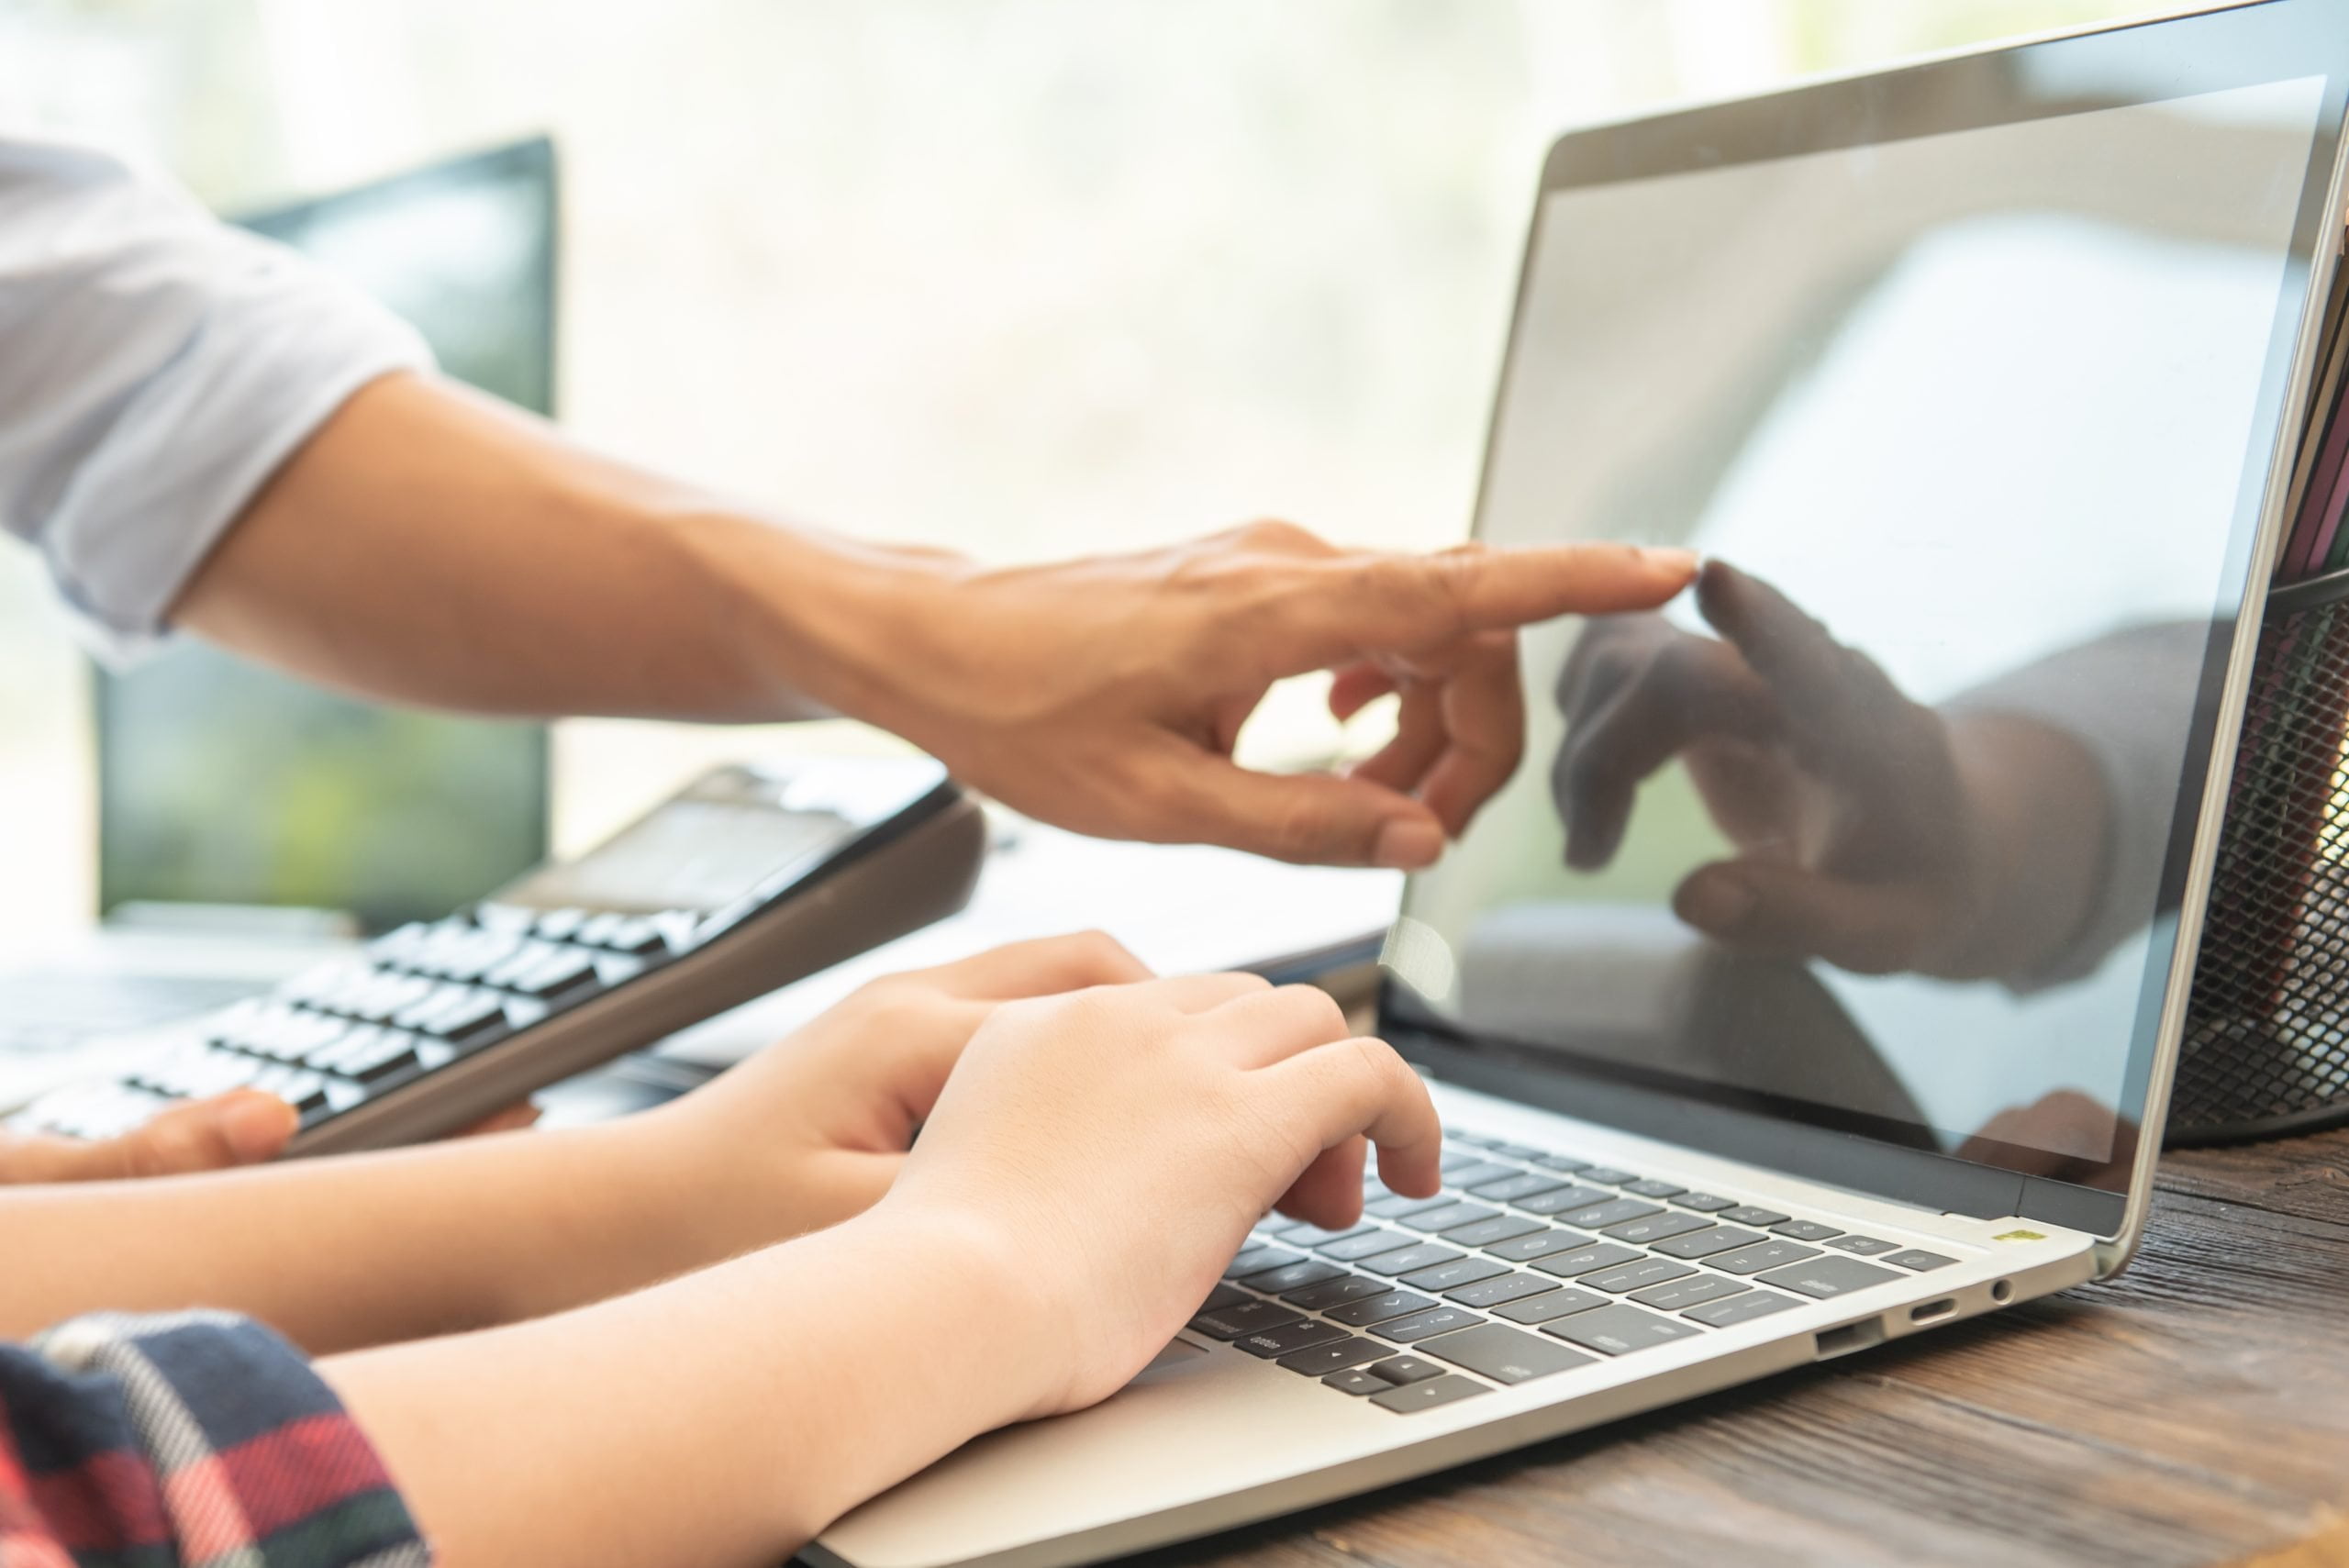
[1127,1130,2349,1568]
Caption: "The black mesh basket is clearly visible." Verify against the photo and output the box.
[2172,567,2349,1145]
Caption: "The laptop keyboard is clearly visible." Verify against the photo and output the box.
[1186,1129,1959,1415]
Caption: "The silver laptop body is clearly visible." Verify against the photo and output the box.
[817,6,2349,1563]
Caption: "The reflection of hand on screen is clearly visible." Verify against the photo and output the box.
[1954,1089,2132,1176]
[1551,560,2107,982]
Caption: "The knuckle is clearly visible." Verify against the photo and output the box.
[1279,984,1351,1041]
[1234,517,1322,555]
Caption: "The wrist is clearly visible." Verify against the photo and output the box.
[687,505,972,733]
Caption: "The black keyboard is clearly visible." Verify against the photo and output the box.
[1187,1129,1960,1415]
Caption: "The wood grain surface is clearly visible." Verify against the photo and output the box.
[1113,1130,2349,1568]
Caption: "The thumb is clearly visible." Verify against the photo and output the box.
[1143,740,1447,868]
[1673,859,1944,976]
[0,1090,295,1184]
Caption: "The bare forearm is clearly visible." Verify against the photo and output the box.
[321,1205,1034,1568]
[0,1118,796,1351]
[172,371,952,724]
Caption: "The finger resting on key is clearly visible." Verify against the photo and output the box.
[1259,1036,1442,1198]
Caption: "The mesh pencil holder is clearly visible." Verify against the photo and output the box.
[2172,566,2349,1145]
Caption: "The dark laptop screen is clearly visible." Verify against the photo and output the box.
[1386,3,2347,1214]
[95,140,556,933]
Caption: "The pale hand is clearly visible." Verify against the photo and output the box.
[879,971,1443,1418]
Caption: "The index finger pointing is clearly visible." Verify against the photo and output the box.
[1281,542,1698,671]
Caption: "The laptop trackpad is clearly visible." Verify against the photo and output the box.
[1127,1338,1211,1387]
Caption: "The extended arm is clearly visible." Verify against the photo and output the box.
[174,369,1695,866]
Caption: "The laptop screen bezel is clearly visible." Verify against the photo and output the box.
[1377,0,2349,1240]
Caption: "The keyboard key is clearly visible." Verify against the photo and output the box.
[1885,1249,1958,1271]
[1684,1290,1802,1328]
[1367,1354,1445,1385]
[1188,1300,1302,1340]
[1494,1287,1609,1324]
[1490,1141,1550,1162]
[1603,1212,1713,1245]
[1825,1235,1900,1256]
[1446,1131,1497,1149]
[1235,1319,1349,1358]
[1327,1291,1437,1328]
[1442,1161,1521,1189]
[1530,1242,1642,1278]
[1651,1226,1764,1260]
[1758,1257,1906,1299]
[1424,1323,1595,1385]
[1581,1259,1696,1295]
[1400,1202,1496,1233]
[1319,1229,1422,1262]
[1629,1275,1751,1312]
[1441,1214,1546,1249]
[1514,1184,1615,1216]
[1277,1338,1388,1376]
[1447,1273,1561,1309]
[1201,1284,1251,1313]
[1224,1245,1302,1279]
[1720,1206,1790,1227]
[1466,1173,1569,1205]
[510,949,598,999]
[1555,1199,1665,1230]
[602,917,668,956]
[1536,1153,1591,1173]
[1709,1240,1823,1275]
[1619,1179,1686,1199]
[1575,1167,1638,1185]
[1362,1244,1463,1277]
[1485,1229,1598,1262]
[1323,1370,1387,1396]
[1366,1192,1455,1219]
[1371,1307,1485,1343]
[1284,1274,1389,1311]
[1274,1220,1375,1248]
[532,907,588,940]
[1242,1259,1347,1295]
[1440,1148,1487,1173]
[1771,1220,1842,1242]
[1370,1374,1491,1415]
[1400,1258,1510,1293]
[1674,1193,1736,1213]
[1542,1304,1705,1355]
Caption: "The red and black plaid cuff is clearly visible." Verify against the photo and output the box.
[1,1310,428,1568]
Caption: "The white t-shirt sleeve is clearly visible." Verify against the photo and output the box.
[0,135,432,660]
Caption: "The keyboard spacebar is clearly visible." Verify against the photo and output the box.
[1420,1323,1596,1385]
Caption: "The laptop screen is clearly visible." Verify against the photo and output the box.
[1386,6,2347,1215]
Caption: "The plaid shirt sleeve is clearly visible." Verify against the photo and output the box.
[0,1311,429,1568]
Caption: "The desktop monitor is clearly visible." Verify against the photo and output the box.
[95,139,557,934]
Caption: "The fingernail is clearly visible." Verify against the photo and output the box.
[1677,873,1757,932]
[221,1091,297,1162]
[1639,547,1701,573]
[1373,817,1445,870]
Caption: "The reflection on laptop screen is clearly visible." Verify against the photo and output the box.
[95,140,556,934]
[1391,74,2336,1194]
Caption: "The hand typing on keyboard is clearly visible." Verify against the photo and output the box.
[878,961,1443,1418]
[4,929,1442,1565]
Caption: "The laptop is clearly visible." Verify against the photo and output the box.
[812,6,2349,1564]
[0,140,557,1107]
